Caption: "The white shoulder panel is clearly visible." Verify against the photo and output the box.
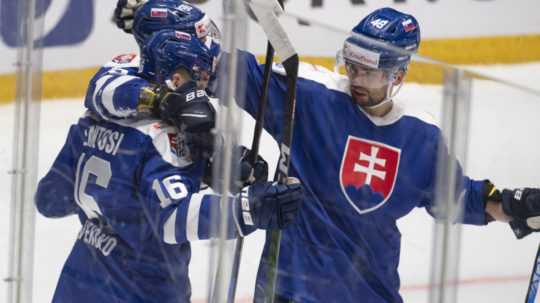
[398,101,440,128]
[354,102,439,127]
[103,115,193,168]
[271,62,439,129]
[272,61,351,94]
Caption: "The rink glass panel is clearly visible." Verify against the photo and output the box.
[2,1,540,303]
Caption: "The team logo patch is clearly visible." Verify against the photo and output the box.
[339,136,400,214]
[151,8,168,18]
[167,132,191,159]
[343,41,380,69]
[402,19,417,32]
[167,133,179,153]
[112,53,137,64]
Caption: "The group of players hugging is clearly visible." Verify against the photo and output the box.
[35,0,540,302]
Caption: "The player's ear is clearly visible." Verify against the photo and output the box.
[392,70,406,86]
[171,68,192,89]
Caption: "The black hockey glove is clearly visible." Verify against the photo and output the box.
[203,146,269,193]
[500,188,540,239]
[113,0,147,33]
[237,146,269,189]
[158,81,216,132]
[157,81,217,160]
[136,82,214,127]
[236,177,304,235]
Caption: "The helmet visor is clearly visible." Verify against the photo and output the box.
[340,40,398,89]
[344,60,394,89]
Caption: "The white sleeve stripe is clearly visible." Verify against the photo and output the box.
[163,208,178,244]
[101,75,138,116]
[186,193,204,242]
[92,75,113,119]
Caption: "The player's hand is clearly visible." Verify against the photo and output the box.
[202,146,269,194]
[137,85,166,117]
[114,0,147,33]
[238,177,304,232]
[235,146,269,191]
[501,188,540,239]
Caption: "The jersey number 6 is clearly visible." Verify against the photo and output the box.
[75,153,111,219]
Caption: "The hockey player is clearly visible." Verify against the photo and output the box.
[35,29,303,303]
[89,2,540,302]
[85,0,222,123]
[237,8,540,303]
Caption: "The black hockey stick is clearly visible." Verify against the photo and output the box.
[265,51,298,303]
[243,1,299,302]
[227,37,276,303]
[228,1,297,301]
[525,243,540,303]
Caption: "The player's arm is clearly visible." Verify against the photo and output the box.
[35,126,78,218]
[421,131,540,239]
[420,134,497,226]
[140,152,303,245]
[217,50,291,140]
[84,55,156,120]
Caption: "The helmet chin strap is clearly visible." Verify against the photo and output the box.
[363,82,403,110]
[363,72,404,110]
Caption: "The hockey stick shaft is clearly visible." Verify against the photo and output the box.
[227,42,276,303]
[526,243,540,303]
[242,1,298,301]
[265,52,298,303]
[248,43,276,165]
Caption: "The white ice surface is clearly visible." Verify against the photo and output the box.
[1,63,540,302]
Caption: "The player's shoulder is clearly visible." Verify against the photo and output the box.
[89,53,141,82]
[103,53,140,69]
[272,61,350,94]
[391,102,441,140]
[353,101,439,133]
[397,102,438,127]
[119,119,193,168]
[79,112,193,168]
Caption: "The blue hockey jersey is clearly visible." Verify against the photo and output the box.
[84,53,217,122]
[83,52,489,303]
[84,53,146,121]
[234,52,488,303]
[35,112,242,303]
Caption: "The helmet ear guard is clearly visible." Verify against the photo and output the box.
[140,30,213,84]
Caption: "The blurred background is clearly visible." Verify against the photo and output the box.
[1,0,539,302]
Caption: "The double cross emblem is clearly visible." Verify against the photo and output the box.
[340,136,400,214]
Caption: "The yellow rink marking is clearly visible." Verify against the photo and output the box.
[1,34,540,104]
